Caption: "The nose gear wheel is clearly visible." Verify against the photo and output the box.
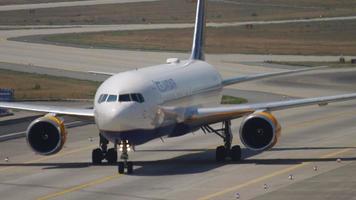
[117,140,134,174]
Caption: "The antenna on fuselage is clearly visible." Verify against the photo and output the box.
[190,0,206,61]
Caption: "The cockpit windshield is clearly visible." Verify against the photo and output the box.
[107,95,118,102]
[119,94,131,102]
[119,93,145,103]
[98,93,145,103]
[98,94,108,104]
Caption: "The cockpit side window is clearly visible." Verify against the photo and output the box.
[98,94,108,104]
[130,93,145,103]
[119,94,131,102]
[107,95,118,102]
[137,94,145,103]
[131,94,139,102]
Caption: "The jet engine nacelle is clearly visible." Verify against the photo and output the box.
[26,115,67,155]
[239,111,281,151]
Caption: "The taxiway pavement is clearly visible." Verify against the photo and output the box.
[1,6,356,199]
[0,0,158,11]
[1,16,356,75]
[1,67,356,200]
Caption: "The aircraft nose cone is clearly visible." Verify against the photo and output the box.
[95,104,134,131]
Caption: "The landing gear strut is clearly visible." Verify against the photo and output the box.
[92,133,118,164]
[202,121,241,162]
[117,140,134,174]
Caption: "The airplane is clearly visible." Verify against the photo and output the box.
[1,0,356,174]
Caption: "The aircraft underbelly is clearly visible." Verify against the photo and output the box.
[101,122,196,145]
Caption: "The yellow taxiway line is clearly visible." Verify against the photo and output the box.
[37,174,122,200]
[35,148,352,200]
[197,148,352,200]
[1,109,356,199]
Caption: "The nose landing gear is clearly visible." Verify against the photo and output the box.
[118,140,134,174]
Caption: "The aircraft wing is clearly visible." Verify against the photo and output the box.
[0,102,94,118]
[160,93,356,127]
[222,66,326,86]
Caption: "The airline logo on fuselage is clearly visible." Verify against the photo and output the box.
[154,79,177,93]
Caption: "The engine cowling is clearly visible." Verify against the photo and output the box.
[26,115,67,155]
[239,111,281,151]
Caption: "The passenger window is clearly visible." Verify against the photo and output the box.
[98,94,108,104]
[119,94,131,102]
[107,95,117,102]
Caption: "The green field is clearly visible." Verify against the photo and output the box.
[221,95,248,104]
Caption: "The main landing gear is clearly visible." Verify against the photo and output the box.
[202,121,242,162]
[92,134,118,164]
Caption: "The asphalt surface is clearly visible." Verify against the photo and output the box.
[1,16,356,75]
[1,3,356,199]
[1,68,356,200]
[254,161,356,200]
[0,62,107,82]
[0,0,158,11]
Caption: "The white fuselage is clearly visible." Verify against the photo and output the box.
[93,60,223,144]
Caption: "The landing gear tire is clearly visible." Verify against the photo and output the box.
[117,140,134,174]
[118,162,125,174]
[216,146,227,162]
[92,148,103,164]
[230,145,242,161]
[205,121,243,162]
[92,133,109,165]
[117,161,134,174]
[106,148,118,164]
[127,162,134,174]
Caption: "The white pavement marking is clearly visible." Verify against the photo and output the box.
[0,0,158,11]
